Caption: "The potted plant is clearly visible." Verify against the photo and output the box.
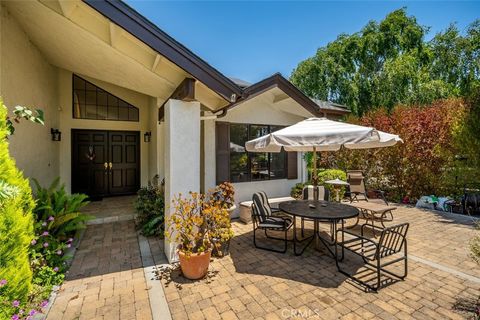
[213,182,236,218]
[166,192,227,279]
[210,182,235,257]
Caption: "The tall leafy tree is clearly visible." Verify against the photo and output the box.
[291,8,480,115]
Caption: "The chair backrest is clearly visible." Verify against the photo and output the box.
[302,185,329,201]
[347,170,366,194]
[252,191,272,224]
[377,223,409,258]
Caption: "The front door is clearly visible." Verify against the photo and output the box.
[72,129,140,197]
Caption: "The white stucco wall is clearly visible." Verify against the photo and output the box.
[164,99,200,262]
[203,99,307,217]
[57,69,152,192]
[1,5,159,193]
[0,5,59,187]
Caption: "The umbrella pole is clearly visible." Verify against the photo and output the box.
[313,146,318,201]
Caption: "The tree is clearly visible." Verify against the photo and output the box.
[0,99,36,316]
[291,8,480,116]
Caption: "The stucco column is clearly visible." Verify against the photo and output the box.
[202,119,216,192]
[164,99,201,263]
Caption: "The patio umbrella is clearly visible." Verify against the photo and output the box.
[245,117,403,199]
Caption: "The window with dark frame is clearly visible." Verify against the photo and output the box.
[72,74,139,122]
[229,123,287,183]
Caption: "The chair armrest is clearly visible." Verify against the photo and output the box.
[337,229,378,246]
[361,223,386,236]
[271,207,281,213]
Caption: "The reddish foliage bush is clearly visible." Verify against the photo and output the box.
[326,98,471,201]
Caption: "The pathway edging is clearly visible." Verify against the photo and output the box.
[410,254,480,284]
[138,233,172,320]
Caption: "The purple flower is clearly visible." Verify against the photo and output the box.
[28,309,37,316]
[40,300,48,308]
[12,300,20,307]
[0,279,7,286]
[31,239,37,245]
[11,315,19,320]
[48,216,54,221]
[41,231,49,236]
[56,250,62,255]
[66,243,71,248]
[41,222,47,227]
[19,309,24,315]
[53,267,59,272]
[67,238,73,243]
[43,242,49,248]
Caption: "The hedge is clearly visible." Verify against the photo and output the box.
[0,99,35,311]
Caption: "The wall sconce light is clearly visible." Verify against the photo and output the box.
[51,128,61,141]
[144,131,151,143]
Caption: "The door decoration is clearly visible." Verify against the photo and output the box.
[85,146,96,161]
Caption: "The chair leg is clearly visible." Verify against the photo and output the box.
[301,217,305,237]
[253,227,289,254]
[335,250,378,292]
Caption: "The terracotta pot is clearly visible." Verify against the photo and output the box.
[178,250,211,280]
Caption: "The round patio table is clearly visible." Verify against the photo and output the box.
[279,200,359,256]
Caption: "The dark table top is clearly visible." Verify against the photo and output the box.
[278,200,359,220]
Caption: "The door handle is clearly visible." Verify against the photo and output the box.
[108,162,113,170]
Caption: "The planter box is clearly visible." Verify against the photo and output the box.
[239,196,295,224]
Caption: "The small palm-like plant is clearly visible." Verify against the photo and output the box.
[471,222,480,264]
[32,178,92,237]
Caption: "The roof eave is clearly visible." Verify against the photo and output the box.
[83,0,242,102]
[226,73,349,117]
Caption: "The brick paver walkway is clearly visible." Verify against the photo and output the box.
[47,221,153,320]
[50,200,480,320]
[152,205,479,320]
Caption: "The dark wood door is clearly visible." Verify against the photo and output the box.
[72,130,140,197]
[108,131,140,195]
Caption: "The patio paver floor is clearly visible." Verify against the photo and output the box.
[151,205,480,320]
[49,199,480,319]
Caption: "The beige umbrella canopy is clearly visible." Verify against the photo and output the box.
[245,118,403,199]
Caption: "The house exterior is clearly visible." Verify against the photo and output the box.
[0,0,349,261]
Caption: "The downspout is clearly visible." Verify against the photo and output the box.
[200,108,228,120]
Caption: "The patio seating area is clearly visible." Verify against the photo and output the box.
[48,197,480,320]
[158,205,479,319]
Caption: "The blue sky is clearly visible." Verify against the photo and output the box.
[125,1,480,84]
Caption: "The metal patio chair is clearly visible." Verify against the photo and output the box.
[347,170,388,205]
[252,191,293,253]
[335,222,409,291]
[300,185,330,237]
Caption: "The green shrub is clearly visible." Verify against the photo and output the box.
[317,169,348,197]
[471,222,480,264]
[291,182,307,200]
[30,178,91,284]
[0,99,35,316]
[32,178,91,238]
[134,175,165,237]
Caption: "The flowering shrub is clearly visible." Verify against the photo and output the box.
[30,179,90,292]
[0,279,48,320]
